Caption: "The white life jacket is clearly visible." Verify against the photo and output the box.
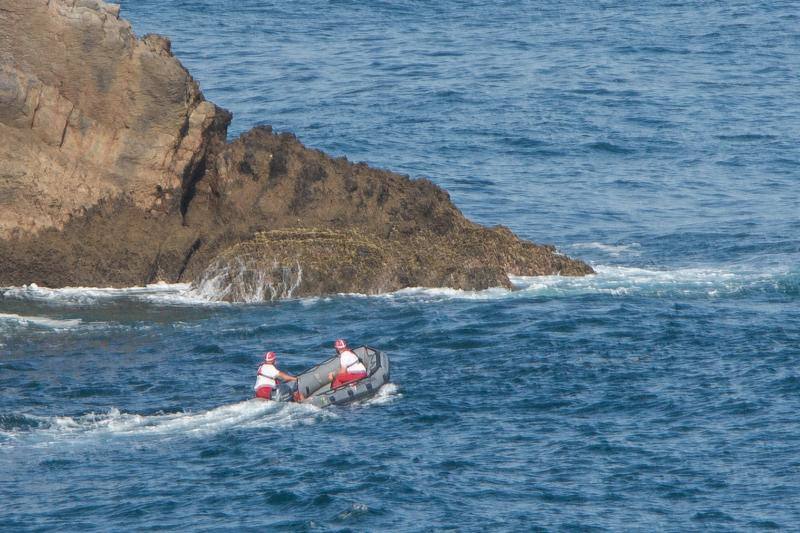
[254,363,279,390]
[339,350,366,374]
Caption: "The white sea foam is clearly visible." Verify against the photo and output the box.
[0,282,224,307]
[0,389,403,446]
[509,264,784,297]
[360,264,795,302]
[354,383,401,407]
[0,312,83,329]
[381,286,511,301]
[192,257,303,302]
[570,241,642,257]
[1,400,333,446]
[2,264,793,306]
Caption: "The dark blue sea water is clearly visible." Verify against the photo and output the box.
[2,1,799,530]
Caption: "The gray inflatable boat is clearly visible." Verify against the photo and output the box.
[273,346,390,407]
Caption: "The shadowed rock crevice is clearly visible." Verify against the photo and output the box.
[0,0,593,300]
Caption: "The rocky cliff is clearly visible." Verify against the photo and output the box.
[0,0,593,300]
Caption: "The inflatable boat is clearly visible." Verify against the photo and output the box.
[273,346,390,407]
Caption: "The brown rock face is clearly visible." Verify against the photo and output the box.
[0,0,593,300]
[183,128,593,300]
[0,0,230,237]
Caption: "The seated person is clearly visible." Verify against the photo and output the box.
[254,351,296,400]
[328,338,367,388]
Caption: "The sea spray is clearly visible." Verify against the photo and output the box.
[192,256,303,302]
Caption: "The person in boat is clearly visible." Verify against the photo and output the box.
[254,351,297,400]
[327,339,368,388]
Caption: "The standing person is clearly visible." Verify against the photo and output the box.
[328,339,367,388]
[254,351,297,400]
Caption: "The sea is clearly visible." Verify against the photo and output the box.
[1,1,799,530]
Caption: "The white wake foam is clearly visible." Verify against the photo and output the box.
[1,400,333,446]
[354,383,401,407]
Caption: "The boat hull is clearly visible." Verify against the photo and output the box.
[274,346,390,407]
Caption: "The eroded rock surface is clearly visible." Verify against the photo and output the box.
[0,0,593,300]
[0,0,230,237]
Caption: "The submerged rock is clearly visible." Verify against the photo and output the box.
[0,0,593,300]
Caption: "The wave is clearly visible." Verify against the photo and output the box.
[191,257,303,302]
[584,141,635,154]
[2,264,796,306]
[376,265,798,302]
[0,312,83,330]
[569,242,642,257]
[0,400,334,447]
[511,264,798,298]
[0,282,223,307]
[714,133,778,142]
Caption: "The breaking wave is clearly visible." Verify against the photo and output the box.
[569,241,642,257]
[510,264,797,298]
[0,282,222,307]
[2,264,796,306]
[0,313,84,330]
[378,264,799,301]
[192,257,304,302]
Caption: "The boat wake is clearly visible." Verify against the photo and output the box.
[0,385,403,448]
[0,400,333,447]
[355,383,401,407]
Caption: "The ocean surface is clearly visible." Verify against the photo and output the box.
[2,1,799,530]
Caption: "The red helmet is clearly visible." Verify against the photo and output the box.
[334,339,348,351]
[263,351,277,363]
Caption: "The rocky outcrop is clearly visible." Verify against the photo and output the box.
[0,0,593,300]
[182,128,592,299]
[0,0,230,238]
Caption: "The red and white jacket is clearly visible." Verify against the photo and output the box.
[254,363,279,390]
[339,350,366,374]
